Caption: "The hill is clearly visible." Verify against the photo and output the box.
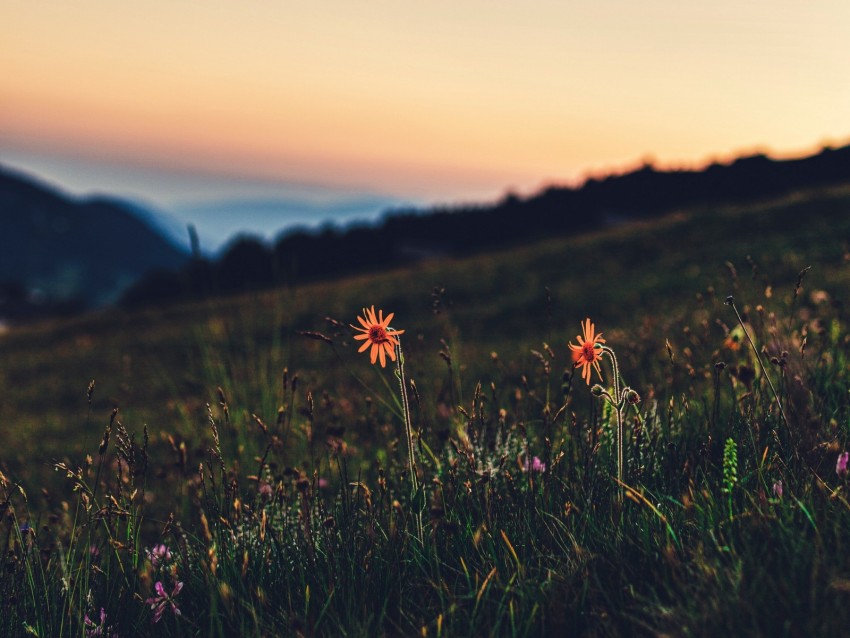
[0,166,190,321]
[1,186,849,636]
[5,142,850,318]
[2,182,849,475]
[122,144,850,306]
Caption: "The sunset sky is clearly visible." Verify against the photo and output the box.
[2,1,849,222]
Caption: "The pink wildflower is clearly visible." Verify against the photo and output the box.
[837,451,849,478]
[524,456,546,473]
[145,544,173,568]
[772,480,783,499]
[258,481,273,500]
[146,580,183,624]
[84,608,117,638]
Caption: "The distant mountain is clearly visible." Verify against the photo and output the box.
[6,141,850,317]
[167,194,415,255]
[0,166,190,321]
[121,143,850,308]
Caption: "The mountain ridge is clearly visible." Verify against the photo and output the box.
[121,143,850,307]
[3,141,850,319]
[0,165,190,321]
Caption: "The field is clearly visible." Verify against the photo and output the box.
[2,187,850,636]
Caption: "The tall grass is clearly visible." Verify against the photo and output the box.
[2,198,850,636]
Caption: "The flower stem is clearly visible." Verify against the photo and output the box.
[395,337,423,544]
[725,296,789,430]
[602,346,624,504]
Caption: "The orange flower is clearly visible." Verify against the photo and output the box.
[351,306,405,368]
[569,318,606,385]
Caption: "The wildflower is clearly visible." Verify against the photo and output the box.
[84,608,117,638]
[145,544,172,569]
[146,580,183,624]
[722,437,738,496]
[837,451,849,478]
[258,481,273,500]
[523,456,546,473]
[351,306,405,368]
[569,318,606,385]
[723,325,744,352]
[772,480,783,499]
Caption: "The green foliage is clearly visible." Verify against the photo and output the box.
[722,436,738,521]
[722,437,738,496]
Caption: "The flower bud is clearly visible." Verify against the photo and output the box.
[625,388,641,405]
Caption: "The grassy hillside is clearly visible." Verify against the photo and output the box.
[2,186,848,466]
[1,186,849,636]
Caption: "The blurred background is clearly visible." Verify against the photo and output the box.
[1,0,849,321]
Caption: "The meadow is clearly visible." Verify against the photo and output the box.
[1,186,850,636]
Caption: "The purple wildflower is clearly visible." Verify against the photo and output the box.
[837,451,849,478]
[772,480,783,499]
[145,544,173,568]
[84,607,118,638]
[145,581,183,624]
[524,456,546,473]
[258,481,273,500]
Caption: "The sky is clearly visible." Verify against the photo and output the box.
[2,1,849,249]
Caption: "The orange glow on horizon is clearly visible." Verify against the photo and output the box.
[2,1,850,201]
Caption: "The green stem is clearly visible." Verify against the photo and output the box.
[329,344,403,420]
[602,346,621,404]
[396,338,418,493]
[396,337,424,545]
[602,346,624,503]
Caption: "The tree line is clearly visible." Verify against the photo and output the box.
[120,144,850,307]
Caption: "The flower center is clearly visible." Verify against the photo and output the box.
[369,325,389,343]
[581,342,597,362]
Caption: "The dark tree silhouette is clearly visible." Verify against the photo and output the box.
[118,143,850,308]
